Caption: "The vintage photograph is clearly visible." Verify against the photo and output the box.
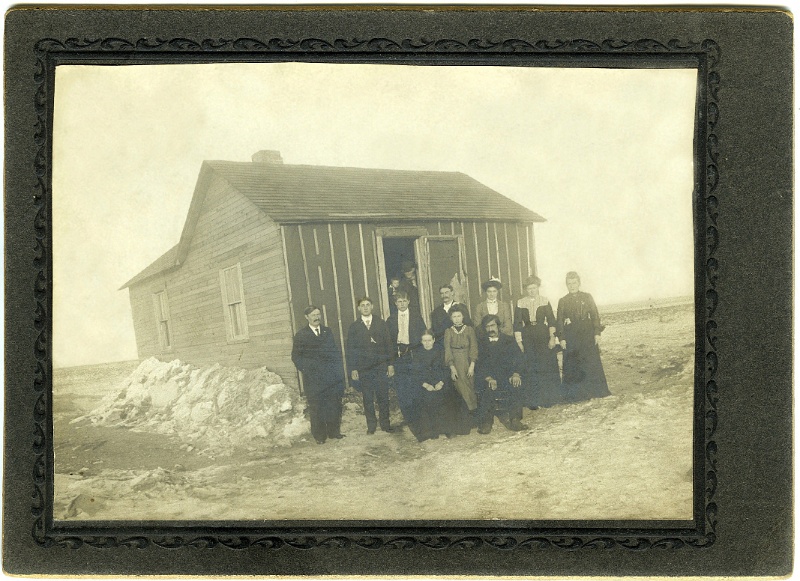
[52,61,697,521]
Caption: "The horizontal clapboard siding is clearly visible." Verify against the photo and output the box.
[126,173,298,389]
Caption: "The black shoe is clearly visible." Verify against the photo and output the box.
[509,420,529,432]
[380,425,394,433]
[330,433,346,439]
[477,427,492,435]
[367,427,376,435]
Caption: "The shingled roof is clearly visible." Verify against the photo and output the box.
[206,161,545,224]
[121,156,544,289]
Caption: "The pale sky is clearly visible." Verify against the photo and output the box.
[52,62,697,367]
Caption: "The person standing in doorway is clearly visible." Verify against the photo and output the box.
[398,260,421,314]
[291,306,346,444]
[346,297,396,434]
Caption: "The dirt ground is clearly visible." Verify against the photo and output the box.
[53,303,694,521]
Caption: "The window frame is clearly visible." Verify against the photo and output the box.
[219,263,250,343]
[152,290,173,351]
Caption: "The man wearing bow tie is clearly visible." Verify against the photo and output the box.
[346,297,396,434]
[291,305,346,444]
[475,314,528,434]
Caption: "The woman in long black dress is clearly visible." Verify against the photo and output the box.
[514,275,563,408]
[556,271,611,402]
[412,329,452,441]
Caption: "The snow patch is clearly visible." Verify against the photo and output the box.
[74,357,307,454]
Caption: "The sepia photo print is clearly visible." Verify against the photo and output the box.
[52,61,698,522]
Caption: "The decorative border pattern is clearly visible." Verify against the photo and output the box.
[32,36,719,550]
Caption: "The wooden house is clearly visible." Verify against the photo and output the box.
[121,150,545,390]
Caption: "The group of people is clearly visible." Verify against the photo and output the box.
[291,267,610,445]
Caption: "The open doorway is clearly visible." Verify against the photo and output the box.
[381,237,419,317]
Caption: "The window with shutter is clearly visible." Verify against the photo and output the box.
[220,263,249,342]
[153,290,172,350]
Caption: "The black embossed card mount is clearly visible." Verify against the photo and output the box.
[3,6,793,578]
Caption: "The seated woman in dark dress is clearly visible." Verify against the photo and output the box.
[514,275,563,408]
[556,271,611,402]
[411,329,451,442]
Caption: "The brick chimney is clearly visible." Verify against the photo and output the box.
[251,150,283,164]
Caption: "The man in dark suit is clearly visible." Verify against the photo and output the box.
[430,284,473,347]
[475,314,528,434]
[291,305,346,444]
[386,291,428,436]
[346,297,395,434]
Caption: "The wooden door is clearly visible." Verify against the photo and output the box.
[417,235,469,324]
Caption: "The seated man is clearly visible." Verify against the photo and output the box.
[475,314,528,434]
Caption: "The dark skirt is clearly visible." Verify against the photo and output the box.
[519,325,564,407]
[561,321,610,401]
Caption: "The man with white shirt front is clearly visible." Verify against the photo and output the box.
[387,292,427,437]
[346,297,396,434]
[291,305,346,444]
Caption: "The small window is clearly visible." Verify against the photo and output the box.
[220,263,249,341]
[153,291,172,350]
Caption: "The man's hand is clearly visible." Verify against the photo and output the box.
[422,382,434,391]
[487,377,497,391]
[560,340,567,350]
[434,381,444,391]
[548,336,557,350]
[351,370,359,381]
[467,362,475,378]
[594,335,601,346]
[510,373,522,388]
[387,365,395,378]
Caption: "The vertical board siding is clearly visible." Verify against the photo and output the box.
[327,225,350,381]
[308,224,341,349]
[504,223,521,303]
[283,225,312,340]
[340,224,358,321]
[461,222,480,306]
[296,225,313,305]
[473,222,490,296]
[361,225,382,305]
[509,223,525,296]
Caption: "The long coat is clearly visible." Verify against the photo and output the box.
[345,317,395,376]
[291,325,345,397]
[473,300,514,336]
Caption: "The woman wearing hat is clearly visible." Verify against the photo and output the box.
[515,275,563,408]
[473,277,514,338]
